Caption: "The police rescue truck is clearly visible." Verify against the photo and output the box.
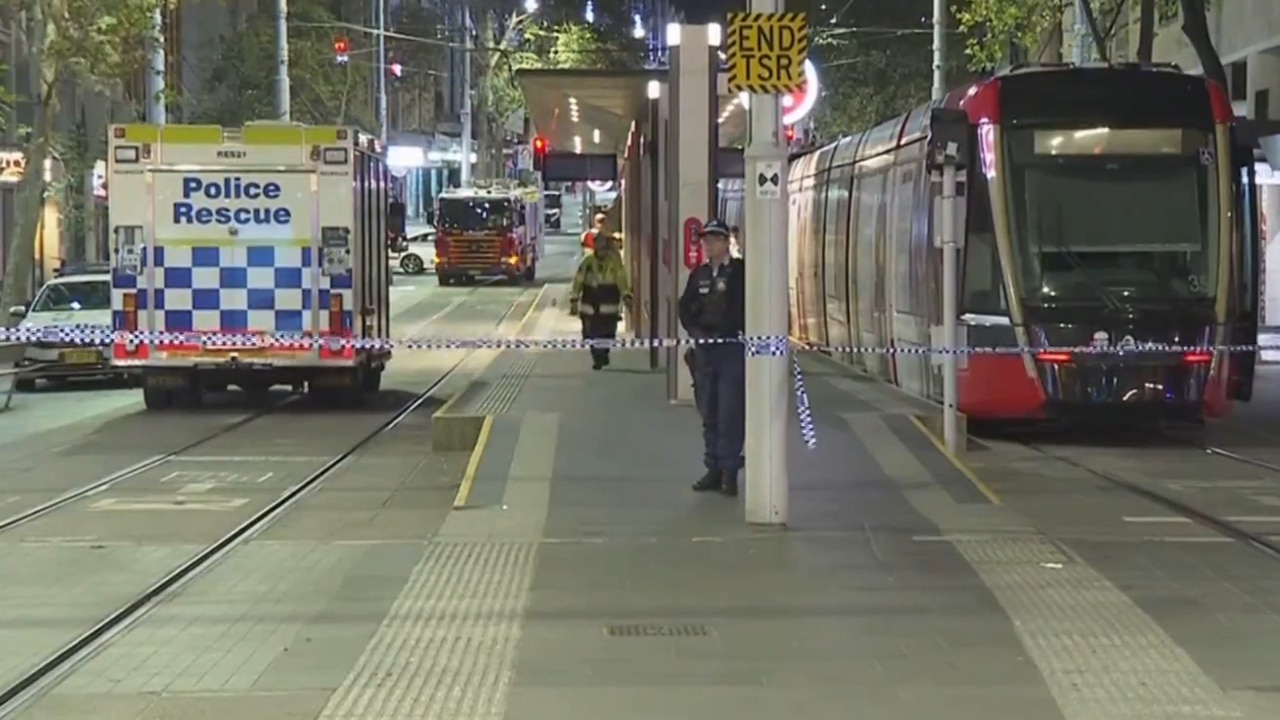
[107,122,393,409]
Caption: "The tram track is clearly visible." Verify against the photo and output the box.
[1015,430,1280,563]
[0,284,543,718]
[0,281,532,536]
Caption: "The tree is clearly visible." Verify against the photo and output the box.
[385,2,447,134]
[1176,0,1226,90]
[813,38,934,134]
[802,0,938,136]
[190,0,375,128]
[953,0,1221,84]
[0,0,168,321]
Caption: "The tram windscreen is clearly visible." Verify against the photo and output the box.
[1005,127,1221,303]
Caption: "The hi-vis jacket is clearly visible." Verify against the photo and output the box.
[570,252,632,317]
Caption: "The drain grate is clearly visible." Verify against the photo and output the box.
[604,623,712,638]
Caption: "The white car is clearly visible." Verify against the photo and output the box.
[8,266,128,391]
[393,230,436,275]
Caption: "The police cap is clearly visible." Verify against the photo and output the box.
[699,219,731,238]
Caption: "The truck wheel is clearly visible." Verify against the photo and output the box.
[13,377,35,392]
[523,262,537,283]
[438,274,452,287]
[361,367,383,393]
[143,387,173,410]
[173,387,204,409]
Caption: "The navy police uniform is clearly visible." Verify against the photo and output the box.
[678,219,746,497]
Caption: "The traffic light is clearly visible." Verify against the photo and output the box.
[532,136,547,171]
[388,57,403,79]
[334,37,350,64]
[784,125,796,143]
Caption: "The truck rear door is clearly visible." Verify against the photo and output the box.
[153,168,319,340]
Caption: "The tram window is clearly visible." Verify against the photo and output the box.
[963,171,1004,313]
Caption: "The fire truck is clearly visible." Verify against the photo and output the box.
[434,183,544,285]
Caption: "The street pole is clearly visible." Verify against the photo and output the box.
[274,0,289,121]
[744,8,790,526]
[375,0,388,142]
[928,110,967,456]
[940,163,959,453]
[931,0,946,101]
[460,12,474,187]
[147,7,166,123]
[930,0,958,455]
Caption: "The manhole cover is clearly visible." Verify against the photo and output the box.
[604,624,711,638]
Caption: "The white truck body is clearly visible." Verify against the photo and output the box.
[107,123,392,404]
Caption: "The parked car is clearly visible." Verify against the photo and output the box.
[393,229,436,275]
[8,264,132,391]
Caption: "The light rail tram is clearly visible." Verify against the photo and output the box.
[720,63,1276,424]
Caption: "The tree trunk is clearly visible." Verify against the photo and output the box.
[1178,0,1228,92]
[1136,0,1156,62]
[0,5,55,323]
[1080,0,1111,62]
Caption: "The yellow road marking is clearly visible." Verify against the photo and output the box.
[445,285,547,510]
[907,415,1001,505]
[452,415,494,509]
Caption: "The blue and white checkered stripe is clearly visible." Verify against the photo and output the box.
[111,245,353,335]
[792,352,817,449]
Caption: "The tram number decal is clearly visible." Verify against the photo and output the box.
[1188,275,1203,293]
[1198,147,1215,165]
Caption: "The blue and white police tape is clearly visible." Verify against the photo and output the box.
[0,325,1274,356]
[792,353,817,450]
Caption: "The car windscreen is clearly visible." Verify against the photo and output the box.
[31,280,111,312]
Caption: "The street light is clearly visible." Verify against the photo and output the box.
[524,0,538,12]
[632,13,644,38]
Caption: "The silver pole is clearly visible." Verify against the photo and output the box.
[460,13,474,186]
[274,0,289,121]
[375,0,388,141]
[744,13,790,525]
[147,7,167,123]
[940,164,959,453]
[930,0,946,101]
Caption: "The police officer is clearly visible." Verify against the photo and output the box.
[678,219,746,497]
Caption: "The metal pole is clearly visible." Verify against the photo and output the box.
[648,94,661,371]
[940,164,959,454]
[274,0,289,121]
[460,12,474,187]
[375,0,388,141]
[930,0,946,101]
[147,7,167,123]
[744,8,790,526]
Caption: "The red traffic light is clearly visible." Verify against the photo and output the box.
[532,137,547,153]
[334,37,350,54]
[784,125,796,142]
[389,61,403,77]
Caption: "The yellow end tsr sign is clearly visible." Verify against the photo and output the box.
[726,12,809,95]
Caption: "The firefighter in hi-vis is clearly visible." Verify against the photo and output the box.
[581,213,608,252]
[569,233,632,370]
